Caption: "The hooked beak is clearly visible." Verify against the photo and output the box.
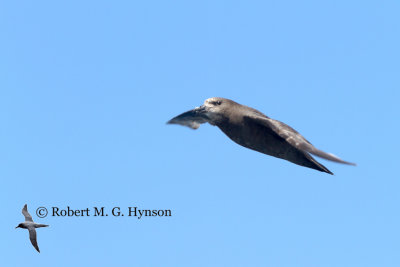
[193,105,207,113]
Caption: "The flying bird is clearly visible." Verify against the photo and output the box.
[16,204,49,253]
[167,97,355,174]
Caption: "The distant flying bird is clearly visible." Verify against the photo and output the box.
[16,204,49,253]
[167,97,355,174]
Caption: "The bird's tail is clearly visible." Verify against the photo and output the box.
[35,224,49,228]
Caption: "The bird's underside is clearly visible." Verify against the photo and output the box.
[167,97,355,174]
[217,117,334,174]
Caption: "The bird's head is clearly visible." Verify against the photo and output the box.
[167,97,235,129]
[15,223,22,229]
[197,97,232,124]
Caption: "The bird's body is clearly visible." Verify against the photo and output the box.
[16,204,49,253]
[167,97,355,174]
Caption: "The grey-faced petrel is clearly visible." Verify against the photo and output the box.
[16,204,49,253]
[167,97,355,174]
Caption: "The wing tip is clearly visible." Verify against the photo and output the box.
[321,167,334,175]
[166,119,200,130]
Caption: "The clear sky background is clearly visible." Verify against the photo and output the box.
[1,1,399,266]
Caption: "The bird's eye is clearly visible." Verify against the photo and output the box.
[209,100,222,106]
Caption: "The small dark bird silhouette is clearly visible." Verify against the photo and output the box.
[16,204,49,253]
[167,97,355,174]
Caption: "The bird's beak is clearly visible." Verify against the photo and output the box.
[193,105,207,113]
[15,226,19,229]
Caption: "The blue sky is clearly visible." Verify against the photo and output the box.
[1,0,399,266]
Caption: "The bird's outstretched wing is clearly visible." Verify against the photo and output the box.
[22,204,33,222]
[167,109,208,130]
[28,227,40,253]
[246,114,356,165]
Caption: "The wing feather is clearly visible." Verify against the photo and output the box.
[245,114,356,165]
[167,109,208,130]
[28,227,40,253]
[22,204,33,222]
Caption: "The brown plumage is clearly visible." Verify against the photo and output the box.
[167,97,355,174]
